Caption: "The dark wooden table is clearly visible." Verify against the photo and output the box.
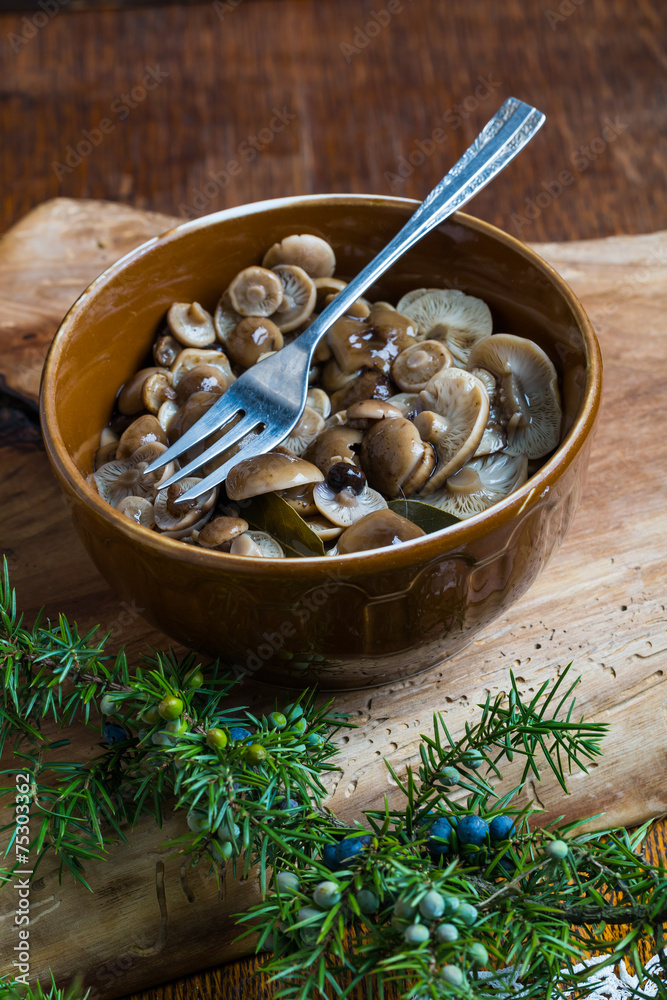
[1,0,665,997]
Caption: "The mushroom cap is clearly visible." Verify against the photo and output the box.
[271,264,317,332]
[196,515,249,548]
[346,398,403,429]
[413,369,489,492]
[226,452,324,501]
[469,367,506,457]
[117,495,156,528]
[118,367,164,416]
[312,482,387,527]
[154,478,218,537]
[116,415,168,459]
[167,302,216,348]
[278,482,319,517]
[214,291,244,343]
[175,363,231,404]
[303,425,363,475]
[398,289,492,366]
[224,316,284,368]
[94,443,171,506]
[141,371,176,415]
[337,509,425,554]
[157,399,179,435]
[262,234,336,278]
[392,340,454,393]
[326,310,417,375]
[229,530,285,558]
[153,332,181,368]
[281,405,326,456]
[314,276,347,308]
[306,387,331,419]
[360,417,436,497]
[426,452,529,518]
[386,392,420,419]
[305,515,343,541]
[228,266,283,317]
[323,293,371,319]
[321,358,360,393]
[330,369,395,414]
[170,347,234,387]
[467,334,562,459]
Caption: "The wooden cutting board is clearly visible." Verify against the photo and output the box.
[1,200,667,999]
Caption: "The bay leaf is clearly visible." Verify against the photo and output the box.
[240,492,325,558]
[387,499,460,534]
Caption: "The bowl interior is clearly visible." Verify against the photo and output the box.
[45,196,591,501]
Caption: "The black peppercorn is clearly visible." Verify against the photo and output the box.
[326,462,367,495]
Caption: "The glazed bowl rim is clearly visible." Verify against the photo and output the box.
[40,193,602,574]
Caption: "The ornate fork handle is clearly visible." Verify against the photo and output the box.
[290,98,545,364]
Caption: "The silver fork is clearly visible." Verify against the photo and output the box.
[145,97,545,504]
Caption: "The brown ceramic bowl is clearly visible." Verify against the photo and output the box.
[40,195,601,690]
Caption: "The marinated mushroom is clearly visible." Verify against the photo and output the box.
[224,316,284,368]
[271,264,317,332]
[170,348,235,387]
[470,366,506,456]
[118,368,164,416]
[413,369,489,492]
[142,370,176,413]
[195,515,249,549]
[167,302,216,348]
[116,415,168,459]
[174,364,230,404]
[314,276,347,309]
[228,266,283,317]
[426,453,529,518]
[397,288,492,367]
[214,291,244,343]
[303,425,363,475]
[313,480,387,528]
[99,241,562,559]
[330,369,395,413]
[337,509,425,554]
[306,387,331,419]
[94,443,173,506]
[467,334,562,459]
[226,452,324,501]
[278,482,319,517]
[346,399,404,430]
[262,234,336,278]
[154,478,218,538]
[281,405,326,456]
[392,340,454,393]
[230,530,285,558]
[95,427,118,469]
[326,310,417,376]
[117,495,156,528]
[153,332,181,368]
[361,417,435,497]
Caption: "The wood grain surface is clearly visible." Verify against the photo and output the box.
[1,0,666,996]
[1,198,667,998]
[0,0,665,245]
